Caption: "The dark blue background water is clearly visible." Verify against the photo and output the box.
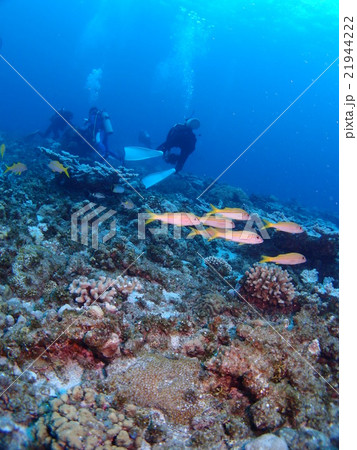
[0,0,338,213]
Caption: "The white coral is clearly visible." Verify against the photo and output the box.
[69,275,142,310]
[301,269,319,285]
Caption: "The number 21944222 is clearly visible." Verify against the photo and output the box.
[344,17,354,79]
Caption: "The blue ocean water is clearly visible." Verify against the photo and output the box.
[0,0,338,213]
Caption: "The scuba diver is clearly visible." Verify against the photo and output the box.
[35,108,73,140]
[124,117,200,188]
[157,118,200,173]
[83,107,116,160]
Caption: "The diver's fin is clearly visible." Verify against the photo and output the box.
[145,209,157,225]
[142,168,175,189]
[261,219,272,230]
[124,146,163,161]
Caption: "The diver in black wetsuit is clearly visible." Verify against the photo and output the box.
[157,118,200,173]
[39,108,73,139]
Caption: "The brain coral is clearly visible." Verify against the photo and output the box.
[239,264,296,311]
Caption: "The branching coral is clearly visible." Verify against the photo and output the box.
[204,256,232,277]
[69,275,142,310]
[239,264,296,311]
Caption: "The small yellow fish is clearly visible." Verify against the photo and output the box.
[121,200,135,210]
[0,144,5,159]
[261,219,304,234]
[260,253,306,265]
[207,204,250,221]
[48,160,70,177]
[207,227,263,245]
[187,227,217,239]
[145,210,201,227]
[4,162,28,175]
[199,215,235,229]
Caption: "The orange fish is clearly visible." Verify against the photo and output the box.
[207,204,250,221]
[199,215,235,229]
[145,210,201,227]
[260,253,306,265]
[208,228,263,245]
[4,162,28,175]
[261,219,304,234]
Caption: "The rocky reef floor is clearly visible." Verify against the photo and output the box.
[0,136,338,449]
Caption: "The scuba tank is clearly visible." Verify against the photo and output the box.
[101,111,114,134]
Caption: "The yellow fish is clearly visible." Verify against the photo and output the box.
[199,215,235,229]
[260,253,306,265]
[145,210,201,227]
[207,227,263,245]
[121,200,135,210]
[48,160,70,177]
[207,204,250,221]
[4,162,28,175]
[261,219,303,234]
[0,144,5,159]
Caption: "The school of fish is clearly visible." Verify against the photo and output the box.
[146,204,306,265]
[0,146,306,266]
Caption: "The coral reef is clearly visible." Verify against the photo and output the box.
[68,275,142,310]
[204,256,232,277]
[38,145,138,189]
[0,136,338,449]
[239,263,297,311]
[107,353,213,425]
[11,244,65,299]
[33,386,147,449]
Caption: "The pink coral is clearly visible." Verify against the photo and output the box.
[239,264,296,311]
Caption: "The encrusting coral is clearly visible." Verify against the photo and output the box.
[69,275,142,310]
[107,353,212,425]
[239,264,296,311]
